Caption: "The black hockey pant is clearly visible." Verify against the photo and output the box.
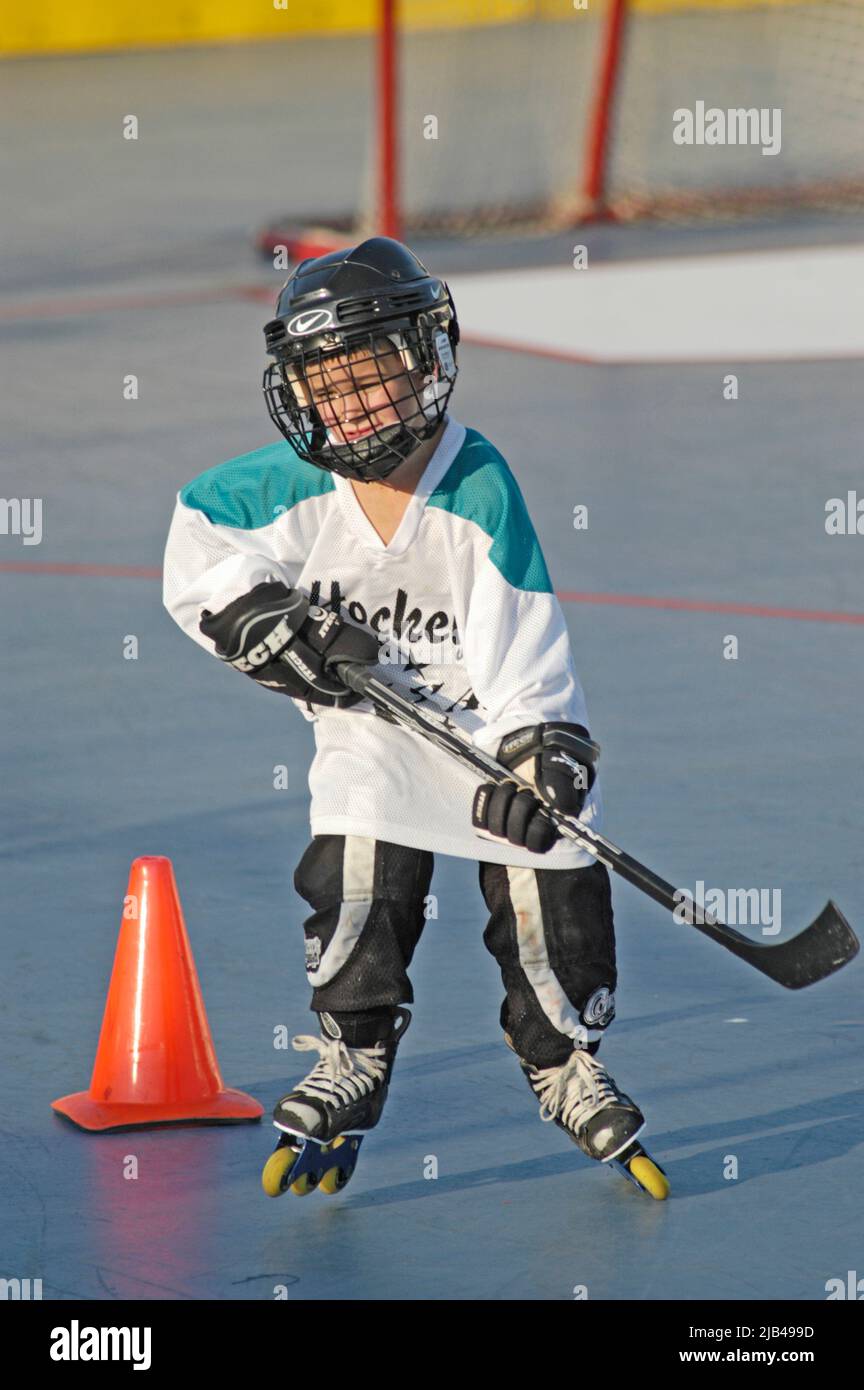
[293,835,618,1067]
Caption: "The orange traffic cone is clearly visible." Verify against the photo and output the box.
[52,856,263,1131]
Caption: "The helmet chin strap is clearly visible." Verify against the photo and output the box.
[323,420,415,481]
[325,426,372,446]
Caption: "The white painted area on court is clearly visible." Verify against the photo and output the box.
[453,244,864,362]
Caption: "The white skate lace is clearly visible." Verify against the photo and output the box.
[291,1033,388,1111]
[529,1050,620,1132]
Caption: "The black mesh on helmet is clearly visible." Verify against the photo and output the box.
[264,328,455,481]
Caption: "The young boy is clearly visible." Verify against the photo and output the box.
[163,237,659,1197]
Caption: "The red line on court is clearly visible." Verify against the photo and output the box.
[558,590,864,625]
[459,332,864,367]
[0,561,162,579]
[2,285,863,364]
[0,285,269,322]
[4,561,863,624]
[462,333,595,365]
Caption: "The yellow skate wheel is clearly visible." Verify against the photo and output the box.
[319,1165,350,1195]
[261,1144,299,1198]
[290,1172,318,1197]
[629,1155,670,1201]
[319,1137,353,1196]
[318,1134,348,1189]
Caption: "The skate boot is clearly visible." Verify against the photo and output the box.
[262,1007,411,1198]
[506,1034,669,1199]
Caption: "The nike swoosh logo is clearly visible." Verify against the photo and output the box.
[290,311,332,334]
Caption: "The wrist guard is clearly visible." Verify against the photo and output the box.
[471,722,599,854]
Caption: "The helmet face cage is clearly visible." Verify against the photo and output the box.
[264,316,458,482]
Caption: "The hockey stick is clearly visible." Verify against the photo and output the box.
[319,658,858,991]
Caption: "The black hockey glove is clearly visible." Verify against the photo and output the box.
[471,722,599,854]
[199,580,379,708]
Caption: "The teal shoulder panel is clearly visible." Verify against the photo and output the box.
[180,441,334,530]
[427,428,552,592]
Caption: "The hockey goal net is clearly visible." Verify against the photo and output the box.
[258,0,864,255]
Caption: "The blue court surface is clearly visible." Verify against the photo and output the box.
[2,42,863,1304]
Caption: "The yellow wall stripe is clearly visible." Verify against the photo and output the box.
[0,0,831,60]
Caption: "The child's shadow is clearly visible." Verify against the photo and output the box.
[335,1085,864,1208]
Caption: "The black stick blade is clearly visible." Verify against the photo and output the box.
[720,900,859,990]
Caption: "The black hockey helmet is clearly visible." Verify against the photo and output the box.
[262,237,459,482]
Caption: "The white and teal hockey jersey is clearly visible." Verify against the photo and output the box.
[163,416,601,868]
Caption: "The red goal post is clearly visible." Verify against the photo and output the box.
[257,0,864,260]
